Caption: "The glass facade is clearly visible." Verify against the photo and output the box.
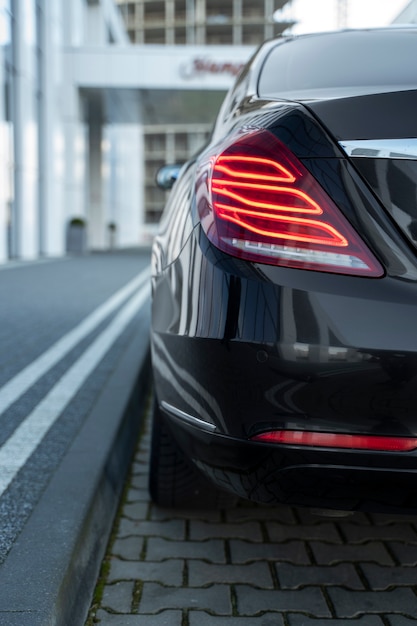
[116,0,293,45]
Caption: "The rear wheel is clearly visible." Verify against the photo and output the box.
[148,399,235,509]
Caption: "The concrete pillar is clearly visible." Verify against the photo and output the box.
[38,0,65,257]
[12,0,39,259]
[88,95,105,249]
[103,122,144,248]
[118,123,143,246]
[62,0,84,46]
[233,0,242,45]
[0,40,8,262]
[86,4,107,45]
[62,114,88,235]
[195,0,205,44]
[264,0,275,39]
[61,44,88,245]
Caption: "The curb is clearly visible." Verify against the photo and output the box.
[0,321,151,626]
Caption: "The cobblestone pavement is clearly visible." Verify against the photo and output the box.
[88,402,417,626]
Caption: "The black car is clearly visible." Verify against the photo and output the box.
[149,27,417,513]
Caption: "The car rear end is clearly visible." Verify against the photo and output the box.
[151,28,417,512]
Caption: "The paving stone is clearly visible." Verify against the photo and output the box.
[328,588,417,617]
[360,564,417,590]
[276,563,364,590]
[188,560,274,588]
[108,558,184,585]
[126,486,150,502]
[146,537,226,562]
[112,536,144,560]
[310,541,394,565]
[385,542,417,566]
[118,518,186,540]
[189,611,285,625]
[225,506,296,524]
[341,523,417,544]
[101,581,135,613]
[368,513,417,526]
[123,502,149,520]
[267,522,342,543]
[387,618,417,626]
[140,433,151,447]
[139,582,232,614]
[230,539,310,564]
[296,509,370,526]
[235,585,330,617]
[189,521,263,541]
[95,609,183,625]
[287,616,385,626]
[151,507,222,522]
[130,474,149,489]
[131,453,150,468]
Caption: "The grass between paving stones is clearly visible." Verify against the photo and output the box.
[84,394,151,625]
[84,476,131,626]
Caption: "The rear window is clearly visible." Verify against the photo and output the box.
[258,30,417,98]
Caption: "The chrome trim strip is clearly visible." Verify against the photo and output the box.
[161,401,217,433]
[339,139,417,160]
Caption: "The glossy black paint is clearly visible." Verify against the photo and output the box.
[353,158,417,254]
[151,28,417,511]
[307,90,417,141]
[153,225,417,435]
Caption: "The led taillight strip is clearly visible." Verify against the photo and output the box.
[251,430,417,452]
[215,208,349,246]
[211,183,323,214]
[215,155,296,183]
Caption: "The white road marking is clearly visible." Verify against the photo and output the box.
[0,267,150,416]
[0,279,150,497]
[0,258,69,271]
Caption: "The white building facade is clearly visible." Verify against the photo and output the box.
[0,0,261,262]
[0,0,130,261]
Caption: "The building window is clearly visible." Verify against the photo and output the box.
[144,125,211,224]
[116,0,293,47]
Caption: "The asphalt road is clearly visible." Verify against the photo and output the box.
[0,249,152,625]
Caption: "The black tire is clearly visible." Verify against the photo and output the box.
[148,399,235,509]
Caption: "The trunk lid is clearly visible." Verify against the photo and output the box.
[306,90,417,253]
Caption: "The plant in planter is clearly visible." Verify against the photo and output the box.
[108,222,117,249]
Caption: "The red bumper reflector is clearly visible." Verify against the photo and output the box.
[251,430,417,452]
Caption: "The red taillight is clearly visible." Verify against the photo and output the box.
[251,430,417,452]
[196,129,383,276]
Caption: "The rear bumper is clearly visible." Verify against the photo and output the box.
[162,408,417,513]
[152,328,417,442]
